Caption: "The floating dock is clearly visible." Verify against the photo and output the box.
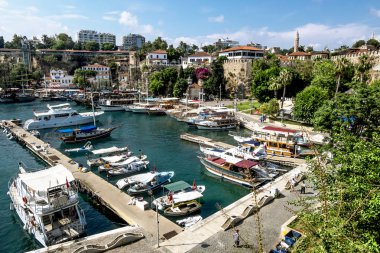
[180,133,305,166]
[2,121,182,242]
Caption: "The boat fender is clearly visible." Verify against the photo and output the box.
[22,196,28,204]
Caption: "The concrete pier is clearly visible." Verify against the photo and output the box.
[2,121,182,241]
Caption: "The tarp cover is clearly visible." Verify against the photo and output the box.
[57,128,74,133]
[80,125,97,132]
[19,164,75,192]
[163,181,191,192]
[91,146,127,155]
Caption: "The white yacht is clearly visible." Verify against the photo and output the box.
[23,103,104,130]
[8,163,86,247]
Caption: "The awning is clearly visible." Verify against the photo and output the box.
[234,160,258,169]
[163,181,191,192]
[19,164,75,192]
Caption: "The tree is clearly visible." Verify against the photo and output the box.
[305,46,314,52]
[195,67,210,81]
[101,43,116,51]
[366,38,380,49]
[167,44,180,62]
[356,54,375,83]
[334,58,349,98]
[41,34,56,49]
[149,71,164,95]
[0,36,4,48]
[4,34,24,49]
[152,37,168,50]
[202,44,217,54]
[161,67,178,96]
[173,78,188,97]
[311,60,336,96]
[277,68,292,109]
[73,41,83,50]
[293,86,328,123]
[84,41,99,51]
[251,58,280,102]
[53,33,74,50]
[73,69,97,88]
[352,39,365,48]
[203,56,226,97]
[260,98,279,117]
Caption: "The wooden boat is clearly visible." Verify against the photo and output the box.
[164,200,202,216]
[58,125,117,144]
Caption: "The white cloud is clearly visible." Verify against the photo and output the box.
[119,11,138,27]
[0,0,8,9]
[208,15,224,23]
[103,15,117,21]
[118,10,161,36]
[169,23,378,50]
[370,8,380,18]
[26,6,38,13]
[48,14,88,20]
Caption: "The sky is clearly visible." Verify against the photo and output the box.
[1,0,380,50]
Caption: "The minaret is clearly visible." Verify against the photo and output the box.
[294,31,299,52]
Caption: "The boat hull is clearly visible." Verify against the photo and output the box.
[61,127,116,144]
[199,157,253,188]
[99,105,126,111]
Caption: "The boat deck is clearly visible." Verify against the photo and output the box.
[2,120,182,241]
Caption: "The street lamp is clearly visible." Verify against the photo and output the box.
[148,190,160,248]
[186,77,192,112]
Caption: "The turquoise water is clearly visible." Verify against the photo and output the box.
[0,101,250,252]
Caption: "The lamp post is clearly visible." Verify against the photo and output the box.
[148,190,160,248]
[186,76,192,112]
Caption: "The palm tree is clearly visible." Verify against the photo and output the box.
[277,68,292,110]
[357,54,375,83]
[268,76,281,98]
[334,58,348,98]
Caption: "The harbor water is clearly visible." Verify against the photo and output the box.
[0,101,251,252]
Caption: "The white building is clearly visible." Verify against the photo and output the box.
[182,52,214,69]
[82,63,110,80]
[218,46,264,60]
[146,50,168,65]
[77,30,116,46]
[214,38,239,49]
[44,69,74,88]
[122,34,145,50]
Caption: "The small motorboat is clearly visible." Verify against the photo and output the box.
[29,130,40,138]
[87,152,133,167]
[65,141,93,154]
[98,156,147,173]
[116,171,158,190]
[107,160,149,176]
[164,200,202,216]
[127,171,175,195]
[176,215,203,228]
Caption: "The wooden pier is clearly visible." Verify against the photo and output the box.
[1,120,182,241]
[181,133,305,166]
[180,133,234,149]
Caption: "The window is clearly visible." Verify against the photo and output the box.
[156,55,159,58]
[150,55,153,58]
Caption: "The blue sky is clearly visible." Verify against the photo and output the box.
[1,0,380,50]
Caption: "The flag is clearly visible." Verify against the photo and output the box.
[192,179,196,190]
[66,177,70,189]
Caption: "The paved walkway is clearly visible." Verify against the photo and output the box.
[158,164,308,253]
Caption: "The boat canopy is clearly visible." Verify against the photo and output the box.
[47,103,71,110]
[235,160,258,169]
[163,181,191,192]
[19,164,75,192]
[102,155,126,163]
[91,146,128,155]
[57,128,74,133]
[80,125,97,132]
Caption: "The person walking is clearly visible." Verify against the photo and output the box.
[290,178,296,192]
[300,181,306,194]
[233,229,240,247]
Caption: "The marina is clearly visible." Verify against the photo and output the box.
[0,101,252,252]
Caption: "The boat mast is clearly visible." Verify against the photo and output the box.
[90,88,96,126]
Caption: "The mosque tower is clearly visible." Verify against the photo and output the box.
[294,31,299,52]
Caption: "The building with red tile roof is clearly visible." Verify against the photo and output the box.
[146,50,168,65]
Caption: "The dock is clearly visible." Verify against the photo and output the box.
[180,133,305,166]
[180,133,234,149]
[2,121,182,241]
